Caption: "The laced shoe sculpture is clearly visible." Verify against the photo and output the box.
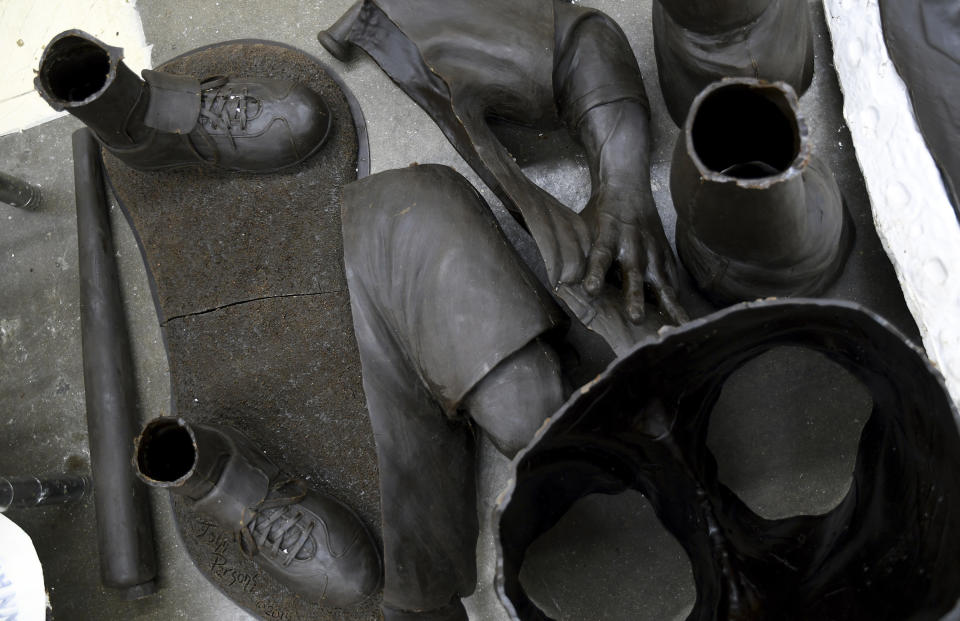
[35,30,331,173]
[134,417,382,606]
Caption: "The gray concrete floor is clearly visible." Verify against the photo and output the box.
[0,1,924,620]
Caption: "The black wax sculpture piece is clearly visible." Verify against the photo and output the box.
[343,164,569,620]
[671,79,853,305]
[0,170,41,210]
[495,299,960,621]
[880,0,960,220]
[134,417,382,606]
[36,30,332,173]
[74,128,158,600]
[100,40,381,620]
[652,0,815,126]
[321,0,687,355]
[0,475,91,512]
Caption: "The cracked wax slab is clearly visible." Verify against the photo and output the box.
[824,0,960,410]
[0,0,152,136]
[101,42,360,319]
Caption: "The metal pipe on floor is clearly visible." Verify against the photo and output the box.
[74,128,158,600]
[0,170,42,210]
[0,475,92,512]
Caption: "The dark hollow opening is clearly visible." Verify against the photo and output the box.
[136,420,196,482]
[42,36,111,102]
[691,84,800,179]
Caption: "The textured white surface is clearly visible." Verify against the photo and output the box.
[0,0,152,136]
[0,513,46,621]
[824,0,960,409]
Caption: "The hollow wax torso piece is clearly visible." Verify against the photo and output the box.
[495,299,960,620]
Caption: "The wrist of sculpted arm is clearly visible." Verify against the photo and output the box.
[579,101,656,213]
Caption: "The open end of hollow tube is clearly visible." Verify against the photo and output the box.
[41,35,111,102]
[136,419,197,483]
[691,84,800,179]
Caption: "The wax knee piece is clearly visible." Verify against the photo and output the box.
[464,338,565,458]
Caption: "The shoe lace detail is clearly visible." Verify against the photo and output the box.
[239,478,317,567]
[196,76,262,150]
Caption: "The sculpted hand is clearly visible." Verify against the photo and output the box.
[580,183,688,325]
[532,197,593,287]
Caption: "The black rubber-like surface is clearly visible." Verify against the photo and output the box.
[489,5,925,617]
[103,41,380,620]
[75,128,158,597]
[879,0,960,218]
[497,299,960,621]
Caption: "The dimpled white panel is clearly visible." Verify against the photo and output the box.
[824,0,960,410]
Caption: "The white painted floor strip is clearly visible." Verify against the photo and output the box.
[824,0,960,409]
[0,0,152,136]
[0,513,46,621]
